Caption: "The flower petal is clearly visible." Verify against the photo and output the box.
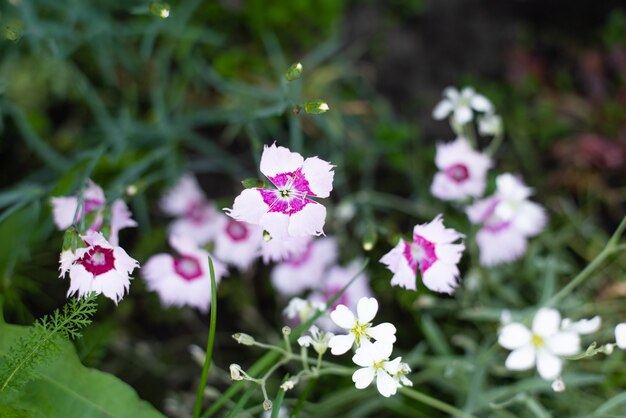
[368,323,397,345]
[259,143,304,179]
[329,333,356,355]
[352,367,375,389]
[532,308,560,338]
[51,196,79,230]
[287,202,326,237]
[615,323,626,349]
[547,332,580,356]
[498,323,532,350]
[226,188,268,225]
[301,157,334,198]
[330,305,356,329]
[376,371,398,397]
[536,350,562,380]
[505,345,535,371]
[356,297,378,324]
[453,106,472,125]
[432,100,453,120]
[470,94,493,112]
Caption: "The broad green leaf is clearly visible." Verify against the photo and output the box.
[0,321,165,418]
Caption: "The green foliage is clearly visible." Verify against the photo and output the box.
[0,295,97,395]
[0,317,165,418]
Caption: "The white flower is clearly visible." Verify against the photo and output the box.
[478,113,503,137]
[393,362,413,388]
[561,316,601,335]
[352,340,401,397]
[328,297,396,355]
[498,308,580,380]
[213,213,263,270]
[226,142,335,239]
[61,230,139,304]
[467,173,547,267]
[142,234,227,313]
[271,237,337,295]
[297,325,334,355]
[380,214,465,294]
[160,174,219,246]
[283,297,325,324]
[432,86,493,126]
[431,137,492,201]
[615,323,626,349]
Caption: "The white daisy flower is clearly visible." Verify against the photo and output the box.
[380,214,465,294]
[327,297,396,355]
[615,323,626,349]
[467,173,547,267]
[271,237,337,296]
[213,213,263,270]
[351,340,401,397]
[432,86,493,126]
[61,230,139,304]
[226,142,335,239]
[498,308,580,380]
[142,234,227,312]
[431,137,492,201]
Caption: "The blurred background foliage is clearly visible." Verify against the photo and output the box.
[1,0,626,416]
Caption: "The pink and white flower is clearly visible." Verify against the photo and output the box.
[51,180,106,230]
[160,174,219,245]
[498,308,580,380]
[380,215,464,294]
[213,213,263,270]
[328,297,396,355]
[260,235,310,264]
[226,143,334,239]
[466,173,547,267]
[142,235,227,313]
[432,86,493,126]
[351,340,402,397]
[271,237,337,295]
[60,230,139,304]
[431,137,492,201]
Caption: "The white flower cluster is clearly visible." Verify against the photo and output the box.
[326,297,411,397]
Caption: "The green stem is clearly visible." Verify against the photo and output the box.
[484,131,503,157]
[192,257,218,418]
[399,387,479,418]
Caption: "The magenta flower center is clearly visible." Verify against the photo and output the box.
[403,234,437,274]
[79,245,115,276]
[226,220,249,241]
[480,199,511,233]
[186,201,210,224]
[445,163,470,183]
[260,168,315,215]
[286,241,313,267]
[173,255,203,282]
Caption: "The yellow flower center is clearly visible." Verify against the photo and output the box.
[351,322,371,345]
[531,334,544,348]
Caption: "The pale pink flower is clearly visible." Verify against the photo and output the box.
[380,215,464,294]
[226,143,334,239]
[466,173,547,267]
[60,230,139,304]
[431,137,492,201]
[308,260,373,332]
[51,180,106,230]
[109,199,138,246]
[271,237,337,295]
[160,174,219,245]
[142,234,227,313]
[260,235,310,264]
[213,213,263,270]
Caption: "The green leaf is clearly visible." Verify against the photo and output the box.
[0,322,165,418]
[241,178,266,189]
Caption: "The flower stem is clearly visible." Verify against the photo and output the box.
[399,387,479,418]
[545,213,626,307]
[192,257,218,418]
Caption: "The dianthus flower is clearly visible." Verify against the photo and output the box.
[466,173,547,267]
[213,213,262,270]
[226,143,334,239]
[380,215,464,294]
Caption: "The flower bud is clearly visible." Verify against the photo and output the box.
[126,184,138,196]
[362,225,377,251]
[241,178,266,189]
[551,377,565,393]
[262,400,273,411]
[282,326,291,336]
[303,100,330,114]
[263,230,272,242]
[280,378,298,391]
[284,62,303,81]
[61,226,81,252]
[150,2,170,18]
[229,364,243,381]
[232,333,255,346]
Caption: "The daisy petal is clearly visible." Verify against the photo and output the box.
[536,350,562,380]
[547,332,580,356]
[498,323,532,350]
[505,345,535,371]
[356,297,378,324]
[352,367,375,389]
[376,371,397,397]
[330,305,356,329]
[328,333,356,355]
[532,308,560,338]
